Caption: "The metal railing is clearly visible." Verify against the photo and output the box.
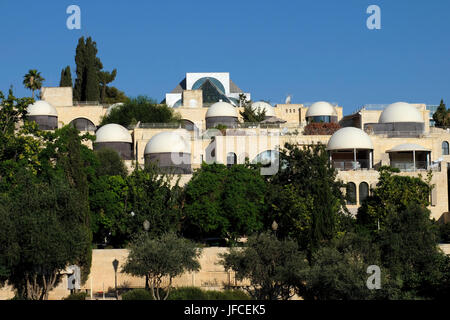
[332,160,371,171]
[130,123,182,129]
[390,161,430,171]
[364,130,425,138]
[73,101,102,106]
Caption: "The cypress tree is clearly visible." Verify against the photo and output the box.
[73,37,86,101]
[85,38,100,102]
[59,66,73,87]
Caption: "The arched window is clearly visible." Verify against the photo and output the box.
[227,152,237,167]
[69,118,96,131]
[359,182,369,204]
[181,119,196,131]
[443,141,449,155]
[346,182,357,205]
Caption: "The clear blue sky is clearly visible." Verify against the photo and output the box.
[0,0,449,115]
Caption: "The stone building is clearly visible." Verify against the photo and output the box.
[36,72,450,222]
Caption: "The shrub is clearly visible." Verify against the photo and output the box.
[63,292,88,300]
[121,289,153,300]
[303,122,341,135]
[168,287,208,300]
[206,289,251,300]
[168,287,251,300]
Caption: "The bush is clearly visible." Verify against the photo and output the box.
[168,287,251,300]
[206,289,251,300]
[64,292,88,300]
[303,122,341,135]
[121,289,153,300]
[168,287,208,300]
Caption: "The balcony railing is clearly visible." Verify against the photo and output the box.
[390,161,433,171]
[365,130,425,138]
[332,159,371,171]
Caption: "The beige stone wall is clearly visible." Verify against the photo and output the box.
[55,105,107,127]
[41,87,73,107]
[274,104,302,123]
[182,90,203,108]
[0,248,247,300]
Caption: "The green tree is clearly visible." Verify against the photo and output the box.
[266,143,347,254]
[0,89,42,185]
[89,175,129,247]
[38,126,95,283]
[94,147,127,178]
[356,166,432,231]
[377,204,449,299]
[182,163,267,242]
[73,37,86,101]
[122,232,201,300]
[432,99,449,127]
[102,86,127,104]
[23,69,44,99]
[73,36,119,102]
[126,165,182,238]
[59,66,73,87]
[220,232,309,300]
[84,37,100,102]
[239,94,266,123]
[100,96,180,127]
[98,69,117,103]
[0,169,91,300]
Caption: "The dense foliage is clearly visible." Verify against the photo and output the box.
[221,232,308,300]
[0,91,93,299]
[100,95,180,127]
[266,143,348,254]
[182,163,267,242]
[356,166,432,231]
[303,122,341,135]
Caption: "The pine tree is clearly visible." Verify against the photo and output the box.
[59,66,73,87]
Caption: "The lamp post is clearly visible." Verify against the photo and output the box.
[112,259,119,300]
[143,219,150,289]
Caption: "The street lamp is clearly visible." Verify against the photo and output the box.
[142,220,150,289]
[112,259,119,300]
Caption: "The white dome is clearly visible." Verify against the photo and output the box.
[379,102,423,123]
[27,100,58,117]
[95,124,132,143]
[327,127,373,150]
[144,130,191,154]
[205,102,238,118]
[106,103,124,116]
[306,101,337,118]
[252,101,275,117]
[387,143,430,152]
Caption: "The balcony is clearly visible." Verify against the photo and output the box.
[332,159,371,171]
